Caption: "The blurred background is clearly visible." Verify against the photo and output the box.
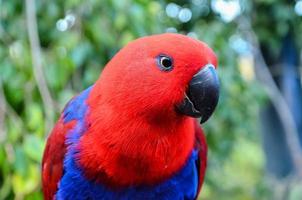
[0,0,302,199]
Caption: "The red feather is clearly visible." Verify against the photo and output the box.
[76,34,215,188]
[42,117,76,200]
[194,121,208,198]
[42,34,215,199]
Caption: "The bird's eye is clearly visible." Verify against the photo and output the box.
[157,55,173,72]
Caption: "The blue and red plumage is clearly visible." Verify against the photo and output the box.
[42,33,218,200]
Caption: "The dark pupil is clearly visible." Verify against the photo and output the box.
[161,57,172,68]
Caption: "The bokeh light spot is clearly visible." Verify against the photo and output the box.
[295,0,302,16]
[56,19,68,32]
[178,8,192,23]
[211,0,241,22]
[166,3,180,18]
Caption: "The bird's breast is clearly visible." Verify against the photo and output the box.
[77,116,196,187]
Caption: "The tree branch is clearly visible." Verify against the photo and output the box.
[238,18,302,177]
[25,0,55,133]
[0,79,6,142]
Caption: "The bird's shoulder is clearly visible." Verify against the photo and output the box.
[41,86,93,200]
[194,120,208,198]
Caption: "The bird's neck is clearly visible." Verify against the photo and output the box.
[77,100,195,187]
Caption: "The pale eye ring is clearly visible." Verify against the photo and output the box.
[156,55,173,72]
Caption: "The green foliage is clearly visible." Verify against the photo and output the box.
[1,0,300,199]
[252,0,302,58]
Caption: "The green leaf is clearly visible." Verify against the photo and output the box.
[23,135,44,162]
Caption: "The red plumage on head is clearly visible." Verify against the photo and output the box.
[77,33,216,187]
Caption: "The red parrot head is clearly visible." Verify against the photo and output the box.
[94,33,219,124]
[81,33,219,186]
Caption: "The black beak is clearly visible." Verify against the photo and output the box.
[177,64,220,124]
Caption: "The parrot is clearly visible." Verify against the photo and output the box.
[42,33,219,200]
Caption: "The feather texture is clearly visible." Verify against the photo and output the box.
[42,86,207,200]
[42,33,215,200]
